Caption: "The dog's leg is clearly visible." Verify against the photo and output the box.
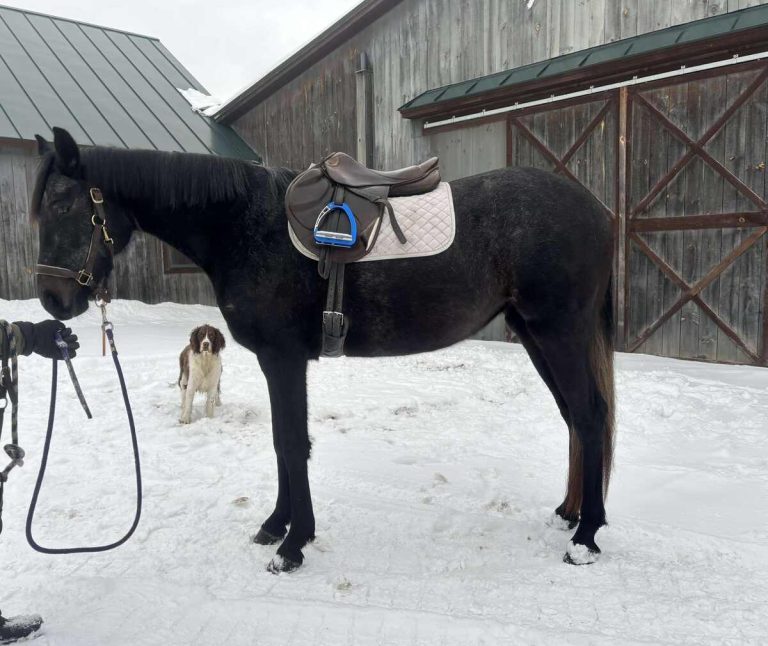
[205,387,216,418]
[179,374,189,409]
[180,377,196,424]
[215,380,222,407]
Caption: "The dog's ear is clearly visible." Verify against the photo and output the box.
[190,326,201,351]
[215,329,226,352]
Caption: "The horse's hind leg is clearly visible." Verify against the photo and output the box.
[525,309,615,564]
[505,307,579,529]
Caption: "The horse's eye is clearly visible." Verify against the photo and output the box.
[53,203,71,215]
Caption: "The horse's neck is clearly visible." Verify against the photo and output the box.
[84,148,262,273]
[125,203,216,271]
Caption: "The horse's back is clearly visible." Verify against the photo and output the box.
[338,166,612,356]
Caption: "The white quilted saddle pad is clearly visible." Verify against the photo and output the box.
[288,182,456,262]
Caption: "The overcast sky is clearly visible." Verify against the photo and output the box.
[2,0,363,101]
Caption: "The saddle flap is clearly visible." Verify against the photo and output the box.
[285,166,384,264]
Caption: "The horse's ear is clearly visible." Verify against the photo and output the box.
[35,134,52,156]
[52,127,80,174]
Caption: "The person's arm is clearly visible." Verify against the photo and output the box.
[0,321,27,356]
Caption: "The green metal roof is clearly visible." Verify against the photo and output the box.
[0,4,258,159]
[400,3,768,115]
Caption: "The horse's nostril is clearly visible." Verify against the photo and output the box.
[43,290,61,312]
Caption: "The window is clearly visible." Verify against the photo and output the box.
[161,243,201,274]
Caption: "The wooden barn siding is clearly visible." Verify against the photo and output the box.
[234,0,768,170]
[0,145,37,300]
[0,145,216,305]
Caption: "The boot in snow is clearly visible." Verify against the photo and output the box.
[0,611,43,643]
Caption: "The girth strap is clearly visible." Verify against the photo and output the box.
[322,263,347,358]
[377,198,407,245]
[319,186,349,357]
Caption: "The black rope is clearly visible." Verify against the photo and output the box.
[25,327,142,554]
[0,321,21,538]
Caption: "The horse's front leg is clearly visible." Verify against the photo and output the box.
[254,350,315,572]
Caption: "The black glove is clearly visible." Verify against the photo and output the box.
[14,320,80,359]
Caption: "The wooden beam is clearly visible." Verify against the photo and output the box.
[616,88,629,351]
[631,212,768,232]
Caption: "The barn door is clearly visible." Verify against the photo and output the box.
[625,63,768,365]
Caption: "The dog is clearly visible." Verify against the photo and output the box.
[178,324,225,424]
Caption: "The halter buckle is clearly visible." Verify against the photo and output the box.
[76,270,94,286]
[89,188,104,204]
[102,226,114,245]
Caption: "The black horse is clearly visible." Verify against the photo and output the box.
[31,127,615,571]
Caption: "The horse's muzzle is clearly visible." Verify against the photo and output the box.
[38,276,89,320]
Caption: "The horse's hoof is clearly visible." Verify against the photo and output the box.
[266,554,302,574]
[553,503,579,530]
[253,527,285,545]
[563,540,600,565]
[547,512,578,531]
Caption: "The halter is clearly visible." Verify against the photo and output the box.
[35,187,114,299]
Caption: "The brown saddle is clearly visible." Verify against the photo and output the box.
[284,152,441,358]
[285,152,440,264]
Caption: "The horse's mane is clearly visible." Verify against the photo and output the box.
[30,147,299,220]
[81,147,255,210]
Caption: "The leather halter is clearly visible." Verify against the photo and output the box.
[35,188,114,300]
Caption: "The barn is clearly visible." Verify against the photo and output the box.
[213,0,768,366]
[0,5,259,306]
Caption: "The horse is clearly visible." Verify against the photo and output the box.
[30,126,615,572]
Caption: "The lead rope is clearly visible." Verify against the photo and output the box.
[0,321,23,538]
[26,299,143,554]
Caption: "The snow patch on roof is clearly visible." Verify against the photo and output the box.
[177,88,222,116]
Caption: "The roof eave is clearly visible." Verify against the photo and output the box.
[400,25,768,122]
[213,0,403,124]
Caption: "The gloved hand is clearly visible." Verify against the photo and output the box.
[13,320,79,359]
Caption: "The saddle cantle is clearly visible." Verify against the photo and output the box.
[284,152,441,358]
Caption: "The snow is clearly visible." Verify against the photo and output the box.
[177,88,221,116]
[1,298,767,645]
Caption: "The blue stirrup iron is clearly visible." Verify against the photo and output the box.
[313,202,357,248]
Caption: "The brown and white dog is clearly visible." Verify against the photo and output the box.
[178,324,225,424]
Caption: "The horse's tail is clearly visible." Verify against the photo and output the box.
[565,276,616,513]
[592,276,615,496]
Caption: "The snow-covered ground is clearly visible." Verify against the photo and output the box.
[1,298,767,646]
